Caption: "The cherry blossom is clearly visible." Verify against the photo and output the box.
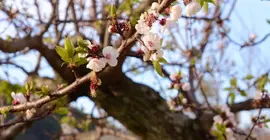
[185,2,201,17]
[170,5,182,21]
[148,2,159,16]
[11,92,27,104]
[142,32,161,51]
[150,2,159,11]
[102,46,119,67]
[182,83,191,91]
[135,20,151,34]
[86,57,107,72]
[26,108,36,119]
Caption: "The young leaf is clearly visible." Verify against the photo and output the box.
[110,4,117,17]
[64,37,75,58]
[153,61,163,76]
[203,2,208,13]
[228,92,235,105]
[55,107,69,115]
[77,37,88,48]
[56,46,70,62]
[244,74,254,80]
[158,57,167,64]
[230,78,237,87]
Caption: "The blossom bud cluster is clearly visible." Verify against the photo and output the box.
[212,105,237,138]
[169,72,191,92]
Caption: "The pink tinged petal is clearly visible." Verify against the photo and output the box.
[108,58,118,67]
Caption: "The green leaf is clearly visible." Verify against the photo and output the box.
[41,86,49,95]
[153,61,163,76]
[55,107,69,115]
[199,0,204,6]
[224,87,233,91]
[64,37,75,58]
[230,78,237,87]
[73,55,88,66]
[191,58,196,65]
[110,4,117,17]
[228,92,235,105]
[55,46,70,62]
[203,2,209,13]
[239,90,247,96]
[77,37,89,48]
[244,74,254,80]
[158,57,167,64]
[75,47,88,53]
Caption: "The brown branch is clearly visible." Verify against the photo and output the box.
[0,72,91,113]
[231,98,270,113]
[0,105,56,128]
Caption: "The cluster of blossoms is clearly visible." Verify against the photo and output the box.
[211,105,237,138]
[169,72,191,92]
[78,41,119,72]
[135,2,183,61]
[135,1,202,62]
[11,92,36,119]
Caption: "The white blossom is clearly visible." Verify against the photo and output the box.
[135,20,151,34]
[11,92,27,104]
[142,32,161,51]
[86,57,107,72]
[25,108,36,119]
[182,83,191,91]
[150,2,159,11]
[102,46,119,67]
[150,50,163,61]
[185,2,201,17]
[170,5,182,21]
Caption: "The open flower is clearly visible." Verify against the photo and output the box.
[11,92,27,104]
[185,2,201,17]
[170,5,182,21]
[102,46,119,67]
[86,57,107,72]
[142,32,161,51]
[135,20,151,34]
